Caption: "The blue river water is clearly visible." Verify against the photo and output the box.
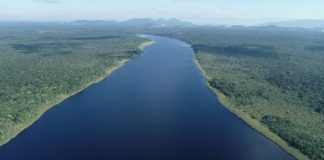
[0,35,294,160]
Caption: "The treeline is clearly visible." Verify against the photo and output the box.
[147,26,324,159]
[0,24,146,145]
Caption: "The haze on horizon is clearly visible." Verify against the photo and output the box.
[1,0,323,25]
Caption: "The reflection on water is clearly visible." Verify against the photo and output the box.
[0,35,294,160]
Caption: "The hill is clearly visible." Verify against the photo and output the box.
[71,18,195,28]
[263,20,324,29]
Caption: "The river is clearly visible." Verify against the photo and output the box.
[0,35,294,160]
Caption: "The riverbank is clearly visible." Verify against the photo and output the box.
[138,41,155,50]
[194,57,309,160]
[0,41,154,147]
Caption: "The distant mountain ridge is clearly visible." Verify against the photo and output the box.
[71,20,118,25]
[262,20,324,29]
[71,18,195,27]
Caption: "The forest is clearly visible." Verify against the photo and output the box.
[146,26,324,160]
[0,23,146,146]
[0,22,323,160]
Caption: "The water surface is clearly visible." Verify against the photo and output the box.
[0,35,294,160]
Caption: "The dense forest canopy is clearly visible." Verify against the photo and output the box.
[145,26,324,159]
[0,22,323,159]
[0,23,146,146]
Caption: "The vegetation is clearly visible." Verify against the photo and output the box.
[0,23,147,146]
[1,22,323,159]
[149,26,324,160]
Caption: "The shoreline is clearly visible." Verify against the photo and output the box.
[0,37,307,159]
[0,40,154,148]
[194,57,309,160]
[138,41,155,50]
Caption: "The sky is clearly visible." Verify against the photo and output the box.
[0,0,323,25]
